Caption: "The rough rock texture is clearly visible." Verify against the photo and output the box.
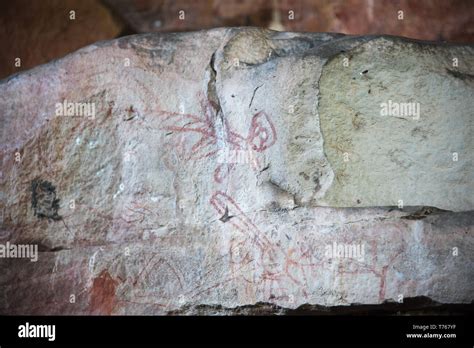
[0,28,473,314]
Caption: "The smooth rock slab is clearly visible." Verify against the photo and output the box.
[0,208,472,314]
[319,38,474,211]
[0,28,473,314]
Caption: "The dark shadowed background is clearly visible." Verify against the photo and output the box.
[1,0,473,79]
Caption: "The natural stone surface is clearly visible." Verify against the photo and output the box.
[0,28,473,314]
[318,38,474,211]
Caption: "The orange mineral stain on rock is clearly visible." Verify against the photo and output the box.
[89,270,118,315]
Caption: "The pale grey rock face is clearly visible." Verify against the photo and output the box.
[319,38,474,212]
[0,28,473,314]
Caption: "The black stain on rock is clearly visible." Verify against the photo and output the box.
[446,68,474,81]
[299,172,310,181]
[31,178,61,221]
[401,206,450,220]
[123,105,137,121]
[219,206,233,223]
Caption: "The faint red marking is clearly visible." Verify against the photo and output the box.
[155,94,319,301]
[247,111,277,152]
[157,95,276,172]
[214,163,235,184]
[210,191,262,239]
[336,234,406,302]
[89,270,118,315]
[378,265,388,300]
[158,97,219,161]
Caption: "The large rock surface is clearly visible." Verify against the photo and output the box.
[0,28,473,314]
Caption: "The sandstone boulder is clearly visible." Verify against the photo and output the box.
[0,28,472,314]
